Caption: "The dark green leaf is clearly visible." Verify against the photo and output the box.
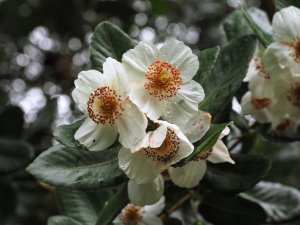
[90,21,136,72]
[199,35,256,117]
[48,216,83,225]
[96,183,129,225]
[230,110,249,131]
[164,217,183,225]
[202,154,271,194]
[0,182,16,223]
[0,105,24,139]
[0,138,34,175]
[55,188,113,225]
[175,122,232,167]
[275,0,300,9]
[193,46,220,85]
[53,118,87,150]
[26,144,127,189]
[199,192,267,225]
[257,123,300,142]
[242,181,300,223]
[25,98,57,142]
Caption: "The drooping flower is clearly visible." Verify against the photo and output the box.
[72,57,147,151]
[118,120,193,184]
[113,196,165,225]
[122,40,204,125]
[168,128,234,188]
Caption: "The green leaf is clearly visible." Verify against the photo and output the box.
[55,188,113,225]
[0,138,34,175]
[175,122,232,167]
[242,181,300,223]
[25,98,57,142]
[0,105,24,139]
[96,183,129,225]
[199,35,256,117]
[257,123,300,142]
[275,0,300,9]
[193,46,220,85]
[26,144,127,189]
[230,110,249,131]
[53,118,87,150]
[90,21,136,72]
[202,154,271,194]
[0,182,16,224]
[199,192,267,225]
[223,7,272,45]
[48,216,83,225]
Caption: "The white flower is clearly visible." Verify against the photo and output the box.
[122,40,204,124]
[72,57,147,151]
[118,120,193,184]
[113,196,165,225]
[168,128,234,188]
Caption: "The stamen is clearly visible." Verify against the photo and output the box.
[87,86,124,125]
[282,37,300,63]
[276,119,291,132]
[144,128,180,162]
[194,148,213,161]
[144,60,182,101]
[120,204,143,224]
[254,58,270,79]
[251,97,272,109]
[287,82,300,108]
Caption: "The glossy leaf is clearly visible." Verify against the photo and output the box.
[48,216,83,225]
[26,144,127,189]
[199,35,256,117]
[0,138,34,175]
[53,118,87,150]
[242,181,300,223]
[202,154,271,194]
[90,21,136,72]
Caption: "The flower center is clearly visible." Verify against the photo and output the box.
[144,60,182,101]
[87,86,124,125]
[251,97,272,109]
[144,128,180,162]
[254,58,270,79]
[282,38,300,63]
[194,148,213,161]
[287,82,300,108]
[120,204,143,225]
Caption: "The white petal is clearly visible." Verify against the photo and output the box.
[272,6,300,41]
[159,40,199,82]
[208,140,235,164]
[118,148,165,184]
[74,118,117,151]
[129,83,165,120]
[72,70,103,112]
[128,176,164,206]
[102,57,129,97]
[168,160,207,188]
[117,99,147,149]
[140,215,163,225]
[143,196,165,216]
[179,110,211,143]
[122,42,158,83]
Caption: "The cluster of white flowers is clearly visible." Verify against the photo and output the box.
[242,6,300,136]
[72,39,234,214]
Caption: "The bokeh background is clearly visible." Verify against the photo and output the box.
[2,0,299,225]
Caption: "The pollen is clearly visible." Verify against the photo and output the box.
[251,97,272,109]
[120,204,143,224]
[282,37,300,63]
[287,82,300,108]
[254,58,270,79]
[144,128,180,162]
[194,148,213,161]
[87,86,124,125]
[144,60,183,101]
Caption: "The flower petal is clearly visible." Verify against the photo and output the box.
[208,140,235,164]
[272,6,300,41]
[117,99,147,149]
[74,118,117,151]
[143,196,165,216]
[159,40,199,82]
[168,160,207,188]
[129,83,165,120]
[72,70,103,112]
[128,176,164,206]
[140,215,163,225]
[122,42,158,83]
[118,148,165,184]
